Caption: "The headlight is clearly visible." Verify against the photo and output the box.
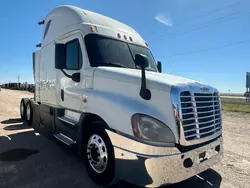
[131,114,176,143]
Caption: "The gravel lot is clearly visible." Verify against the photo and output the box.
[0,89,249,188]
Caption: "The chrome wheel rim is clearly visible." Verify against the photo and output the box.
[20,102,24,117]
[26,104,31,121]
[87,134,108,173]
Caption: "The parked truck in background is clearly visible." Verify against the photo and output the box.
[20,6,223,187]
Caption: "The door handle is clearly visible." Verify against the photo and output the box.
[61,89,64,101]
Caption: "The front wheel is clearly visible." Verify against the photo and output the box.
[83,122,115,185]
[26,100,33,126]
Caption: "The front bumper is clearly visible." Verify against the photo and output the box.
[106,130,223,187]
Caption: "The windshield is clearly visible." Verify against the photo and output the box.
[84,34,158,72]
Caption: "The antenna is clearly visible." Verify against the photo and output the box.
[38,20,45,25]
[36,43,41,48]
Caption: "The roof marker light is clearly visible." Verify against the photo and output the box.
[90,26,95,32]
[124,35,127,40]
[117,33,121,38]
[82,98,87,103]
[129,37,133,41]
[145,42,148,47]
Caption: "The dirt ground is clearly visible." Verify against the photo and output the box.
[0,89,249,188]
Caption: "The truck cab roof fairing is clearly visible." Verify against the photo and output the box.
[41,6,144,47]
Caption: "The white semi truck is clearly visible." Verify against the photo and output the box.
[20,5,223,187]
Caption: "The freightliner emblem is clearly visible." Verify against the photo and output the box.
[200,87,209,92]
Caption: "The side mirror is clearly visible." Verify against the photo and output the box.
[135,54,149,69]
[134,54,151,100]
[55,43,66,69]
[157,61,162,73]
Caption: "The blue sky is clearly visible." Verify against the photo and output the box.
[0,0,249,93]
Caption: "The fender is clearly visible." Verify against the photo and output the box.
[82,89,177,139]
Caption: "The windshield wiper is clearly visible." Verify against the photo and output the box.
[91,61,128,68]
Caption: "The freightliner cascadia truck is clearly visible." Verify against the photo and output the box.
[20,5,223,187]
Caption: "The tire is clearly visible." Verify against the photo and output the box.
[83,121,115,185]
[26,100,33,126]
[20,99,26,120]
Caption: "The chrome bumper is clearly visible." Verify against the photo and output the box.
[106,130,223,187]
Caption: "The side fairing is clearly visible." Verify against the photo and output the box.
[39,43,57,105]
[33,50,41,102]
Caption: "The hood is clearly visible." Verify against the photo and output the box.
[94,67,212,92]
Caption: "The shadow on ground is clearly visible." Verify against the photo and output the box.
[2,118,32,131]
[167,169,222,188]
[1,118,23,124]
[108,168,221,188]
[0,119,222,188]
[0,148,39,162]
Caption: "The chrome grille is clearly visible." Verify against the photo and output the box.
[180,91,222,141]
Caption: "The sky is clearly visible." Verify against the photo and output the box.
[0,0,249,93]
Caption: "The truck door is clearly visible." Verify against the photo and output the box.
[57,33,85,111]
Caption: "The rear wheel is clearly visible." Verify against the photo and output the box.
[26,100,33,126]
[20,99,26,120]
[83,121,115,185]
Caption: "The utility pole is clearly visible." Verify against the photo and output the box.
[18,75,20,88]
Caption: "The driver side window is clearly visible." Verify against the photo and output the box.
[65,39,83,70]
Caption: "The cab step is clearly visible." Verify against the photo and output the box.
[58,116,77,126]
[53,133,76,146]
